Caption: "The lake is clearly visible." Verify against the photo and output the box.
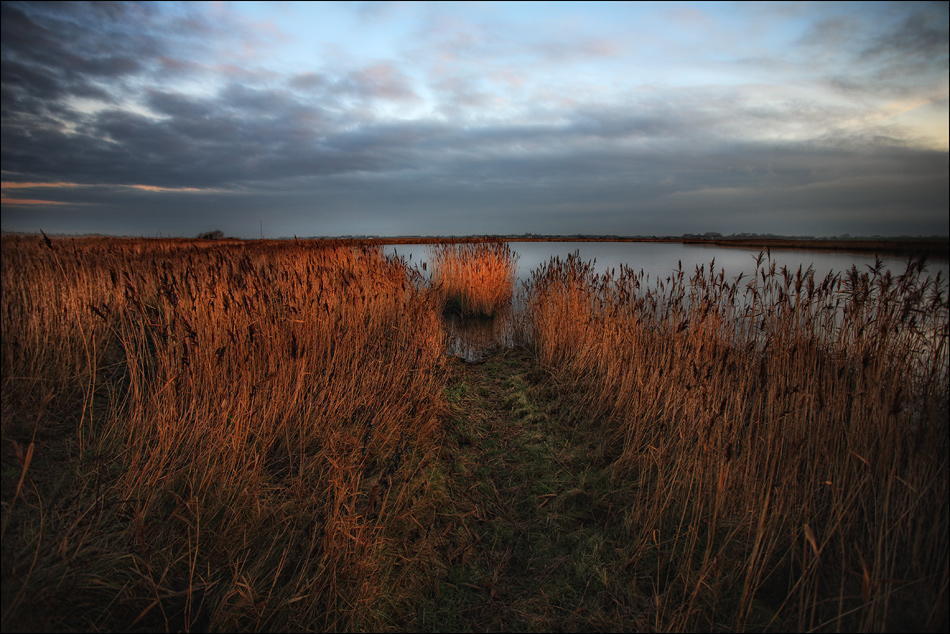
[386,241,949,286]
[384,241,949,361]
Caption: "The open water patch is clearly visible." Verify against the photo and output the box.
[443,306,527,363]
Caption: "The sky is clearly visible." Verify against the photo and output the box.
[1,1,947,239]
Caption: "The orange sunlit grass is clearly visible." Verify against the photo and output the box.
[1,235,447,631]
[428,240,519,318]
[2,234,947,632]
[525,251,949,631]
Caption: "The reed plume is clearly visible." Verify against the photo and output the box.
[428,240,519,318]
[525,250,948,631]
[1,236,447,631]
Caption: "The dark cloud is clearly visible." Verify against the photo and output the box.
[5,72,947,232]
[2,1,947,238]
[1,2,160,99]
[289,71,330,91]
[799,2,948,96]
[0,1,268,115]
[860,5,948,64]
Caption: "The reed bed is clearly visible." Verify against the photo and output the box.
[5,234,948,631]
[428,240,519,317]
[1,236,447,631]
[526,251,949,631]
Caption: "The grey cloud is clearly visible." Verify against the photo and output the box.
[536,38,621,63]
[5,138,946,238]
[145,90,217,120]
[352,1,401,24]
[413,7,622,70]
[155,55,204,77]
[431,74,493,113]
[289,71,330,91]
[0,1,193,144]
[70,84,412,186]
[799,3,948,96]
[290,65,419,103]
[797,14,862,52]
[564,109,686,142]
[1,2,159,80]
[3,1,946,239]
[860,5,948,63]
[1,1,267,112]
[6,61,939,197]
[339,65,419,101]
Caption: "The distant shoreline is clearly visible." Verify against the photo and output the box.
[678,237,949,258]
[350,235,950,258]
[5,232,948,258]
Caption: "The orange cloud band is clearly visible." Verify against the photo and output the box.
[1,196,70,205]
[2,182,214,193]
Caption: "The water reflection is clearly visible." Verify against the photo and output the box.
[387,241,949,286]
[384,242,948,363]
[443,305,527,363]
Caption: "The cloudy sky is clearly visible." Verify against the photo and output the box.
[2,1,947,238]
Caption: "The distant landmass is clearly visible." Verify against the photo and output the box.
[3,230,947,257]
[298,233,950,257]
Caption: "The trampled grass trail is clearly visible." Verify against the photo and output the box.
[404,348,646,632]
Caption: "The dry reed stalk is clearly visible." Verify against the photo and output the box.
[1,236,447,631]
[428,240,519,318]
[525,250,948,632]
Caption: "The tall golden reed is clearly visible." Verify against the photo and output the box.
[526,251,948,632]
[428,240,519,317]
[1,236,447,631]
[5,234,947,631]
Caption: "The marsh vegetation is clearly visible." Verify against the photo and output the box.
[2,235,947,631]
[2,237,446,631]
[527,251,948,631]
[428,241,519,318]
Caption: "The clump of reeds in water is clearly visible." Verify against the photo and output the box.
[526,250,949,632]
[1,236,447,632]
[428,240,519,318]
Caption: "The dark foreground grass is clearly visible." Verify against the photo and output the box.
[1,236,447,632]
[401,348,658,632]
[526,252,949,632]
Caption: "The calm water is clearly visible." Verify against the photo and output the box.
[384,241,949,361]
[386,241,949,286]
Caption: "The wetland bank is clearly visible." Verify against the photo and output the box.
[2,235,947,632]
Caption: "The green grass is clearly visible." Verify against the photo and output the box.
[397,349,654,632]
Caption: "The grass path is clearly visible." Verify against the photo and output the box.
[400,348,645,632]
